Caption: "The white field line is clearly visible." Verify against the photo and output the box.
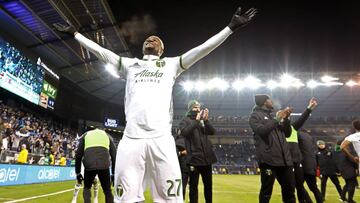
[0,198,14,200]
[4,188,74,203]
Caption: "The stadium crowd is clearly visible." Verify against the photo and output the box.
[0,101,77,165]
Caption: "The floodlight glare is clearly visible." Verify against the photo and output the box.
[323,81,344,87]
[266,80,278,90]
[346,80,358,87]
[280,73,303,88]
[208,78,229,91]
[321,75,338,83]
[195,81,207,92]
[307,80,319,89]
[232,80,245,91]
[244,76,264,89]
[182,81,194,92]
[292,81,305,88]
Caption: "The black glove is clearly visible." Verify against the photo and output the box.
[53,23,77,36]
[111,174,114,186]
[228,7,257,31]
[76,173,84,184]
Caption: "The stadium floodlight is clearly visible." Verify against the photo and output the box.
[266,80,278,90]
[280,73,295,83]
[321,75,339,83]
[208,78,229,91]
[181,81,194,92]
[280,73,303,88]
[292,80,305,88]
[232,79,245,91]
[105,64,120,78]
[244,75,264,89]
[307,80,319,89]
[194,81,207,92]
[323,81,344,87]
[346,80,358,87]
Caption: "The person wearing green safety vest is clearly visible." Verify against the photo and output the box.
[287,97,318,203]
[75,127,117,203]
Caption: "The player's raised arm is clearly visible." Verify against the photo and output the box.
[53,23,121,74]
[180,7,257,70]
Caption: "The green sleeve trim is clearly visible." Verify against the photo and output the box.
[179,56,186,70]
[118,57,122,72]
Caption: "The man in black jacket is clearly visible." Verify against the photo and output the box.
[298,131,323,203]
[316,140,344,202]
[288,98,318,203]
[179,100,216,203]
[249,94,295,203]
[75,128,117,203]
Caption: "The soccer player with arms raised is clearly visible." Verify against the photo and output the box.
[54,7,257,202]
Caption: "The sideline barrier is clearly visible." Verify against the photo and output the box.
[0,164,75,186]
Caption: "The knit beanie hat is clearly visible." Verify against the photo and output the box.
[254,94,270,107]
[186,100,200,116]
[316,140,325,145]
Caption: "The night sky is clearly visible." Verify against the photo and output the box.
[108,0,360,74]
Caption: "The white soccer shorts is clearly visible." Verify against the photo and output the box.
[114,135,183,203]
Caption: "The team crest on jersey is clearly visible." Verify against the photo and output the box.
[155,59,166,68]
[116,184,124,197]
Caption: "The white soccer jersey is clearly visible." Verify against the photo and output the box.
[119,55,184,138]
[75,27,232,139]
[345,132,360,157]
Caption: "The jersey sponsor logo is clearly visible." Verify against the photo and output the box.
[134,69,163,78]
[134,69,164,84]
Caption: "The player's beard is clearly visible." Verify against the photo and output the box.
[143,47,158,56]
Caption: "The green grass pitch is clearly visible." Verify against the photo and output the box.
[0,175,358,202]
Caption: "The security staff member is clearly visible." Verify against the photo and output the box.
[316,140,344,202]
[75,128,116,203]
[287,98,317,203]
[179,100,216,203]
[298,131,323,203]
[249,94,295,203]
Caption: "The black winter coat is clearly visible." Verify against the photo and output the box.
[335,151,357,179]
[179,116,217,166]
[335,138,358,179]
[298,132,317,175]
[249,106,293,167]
[316,148,339,176]
[175,135,189,173]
